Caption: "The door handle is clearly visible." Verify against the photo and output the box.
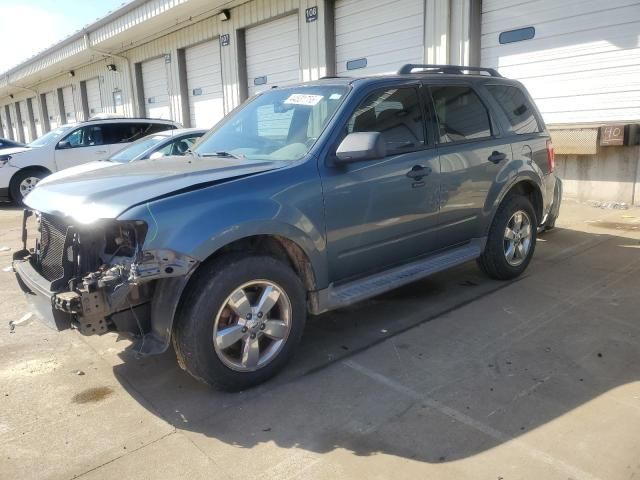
[406,165,432,180]
[95,150,108,154]
[488,151,507,164]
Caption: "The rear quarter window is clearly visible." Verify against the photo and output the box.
[486,85,541,135]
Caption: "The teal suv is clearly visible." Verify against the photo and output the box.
[13,64,562,390]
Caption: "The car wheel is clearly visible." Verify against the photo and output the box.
[173,254,306,391]
[478,194,537,280]
[9,169,47,205]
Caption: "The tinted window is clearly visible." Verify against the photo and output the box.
[347,88,425,152]
[102,123,169,144]
[431,86,492,143]
[486,85,540,134]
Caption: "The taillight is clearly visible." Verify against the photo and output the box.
[546,139,555,172]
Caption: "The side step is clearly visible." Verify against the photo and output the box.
[318,238,485,312]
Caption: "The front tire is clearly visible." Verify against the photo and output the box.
[173,255,306,391]
[10,169,48,205]
[478,194,537,280]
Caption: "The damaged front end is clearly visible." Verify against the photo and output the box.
[13,209,198,354]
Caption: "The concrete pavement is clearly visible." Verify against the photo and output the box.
[1,200,639,480]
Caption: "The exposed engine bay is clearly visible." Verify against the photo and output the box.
[13,209,198,339]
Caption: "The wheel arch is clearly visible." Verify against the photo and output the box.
[9,166,52,202]
[144,233,319,357]
[485,176,544,235]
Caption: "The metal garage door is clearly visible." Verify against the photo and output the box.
[245,14,301,97]
[142,57,171,119]
[62,86,77,123]
[335,0,424,76]
[45,91,59,130]
[185,40,224,128]
[19,100,31,142]
[480,0,640,124]
[0,107,7,138]
[30,98,42,138]
[86,78,102,117]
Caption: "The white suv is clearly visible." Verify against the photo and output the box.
[0,117,180,204]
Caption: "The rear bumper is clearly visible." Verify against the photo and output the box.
[13,252,73,331]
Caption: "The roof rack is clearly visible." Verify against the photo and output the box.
[397,64,502,77]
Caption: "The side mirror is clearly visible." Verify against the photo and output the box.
[57,140,71,150]
[335,132,386,164]
[148,151,164,160]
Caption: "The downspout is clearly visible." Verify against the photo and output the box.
[83,33,136,116]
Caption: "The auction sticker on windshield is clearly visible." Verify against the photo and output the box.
[284,94,324,106]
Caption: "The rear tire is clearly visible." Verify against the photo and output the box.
[172,254,306,391]
[478,194,537,280]
[10,169,48,205]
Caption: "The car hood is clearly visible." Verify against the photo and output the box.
[25,155,283,221]
[38,160,116,185]
[1,146,31,156]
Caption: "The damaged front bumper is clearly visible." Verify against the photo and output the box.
[13,248,198,335]
[13,210,199,355]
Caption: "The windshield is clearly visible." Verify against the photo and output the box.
[28,126,73,147]
[194,85,348,161]
[110,135,168,162]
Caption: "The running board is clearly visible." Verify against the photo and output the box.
[313,238,485,313]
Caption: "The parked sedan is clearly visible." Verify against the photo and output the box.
[36,128,207,185]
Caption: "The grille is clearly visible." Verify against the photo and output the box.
[39,214,70,282]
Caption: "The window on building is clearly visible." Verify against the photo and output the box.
[431,86,492,143]
[499,27,535,44]
[347,87,425,152]
[486,85,541,134]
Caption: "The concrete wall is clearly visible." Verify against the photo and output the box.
[556,146,640,206]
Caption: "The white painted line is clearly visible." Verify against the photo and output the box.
[344,360,603,480]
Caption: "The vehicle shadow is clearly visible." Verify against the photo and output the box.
[112,226,640,465]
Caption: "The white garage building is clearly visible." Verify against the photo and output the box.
[0,0,638,202]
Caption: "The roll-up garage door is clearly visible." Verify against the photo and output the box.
[86,78,102,117]
[142,57,171,119]
[245,14,301,97]
[0,107,8,138]
[30,98,42,138]
[19,100,31,142]
[45,91,60,130]
[335,0,424,76]
[62,86,77,123]
[185,40,224,128]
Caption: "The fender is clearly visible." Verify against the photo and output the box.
[481,160,546,236]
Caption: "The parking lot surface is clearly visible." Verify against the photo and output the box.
[1,200,639,480]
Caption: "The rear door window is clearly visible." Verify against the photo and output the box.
[430,86,492,143]
[347,87,425,153]
[486,85,541,134]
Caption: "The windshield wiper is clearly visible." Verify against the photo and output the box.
[199,151,243,160]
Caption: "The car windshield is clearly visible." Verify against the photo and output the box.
[194,85,348,161]
[110,135,168,163]
[28,126,74,147]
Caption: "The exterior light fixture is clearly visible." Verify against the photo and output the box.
[106,64,117,72]
[68,70,75,78]
[219,9,231,21]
